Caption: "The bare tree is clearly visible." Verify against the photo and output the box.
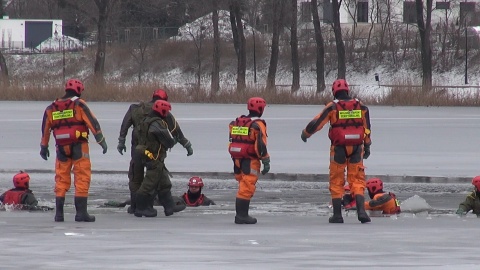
[5,0,60,18]
[342,0,358,62]
[128,29,150,84]
[436,7,454,69]
[415,0,433,89]
[211,0,220,95]
[0,2,9,88]
[310,0,325,93]
[363,0,378,59]
[229,0,246,92]
[185,19,207,89]
[0,50,9,88]
[265,0,286,91]
[92,0,118,85]
[331,0,346,79]
[290,0,300,92]
[59,0,119,85]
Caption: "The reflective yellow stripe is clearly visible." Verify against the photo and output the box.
[231,126,249,135]
[395,199,400,207]
[52,109,74,120]
[338,110,361,119]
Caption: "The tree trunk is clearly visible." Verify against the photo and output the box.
[415,0,433,90]
[229,0,246,92]
[0,50,9,88]
[310,0,325,93]
[266,0,285,91]
[229,3,239,55]
[290,0,300,92]
[331,0,346,79]
[211,1,220,96]
[93,0,111,86]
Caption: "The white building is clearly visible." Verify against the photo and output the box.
[298,0,479,31]
[0,16,62,51]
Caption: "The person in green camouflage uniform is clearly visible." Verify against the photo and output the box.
[456,176,480,217]
[133,100,182,217]
[117,89,193,215]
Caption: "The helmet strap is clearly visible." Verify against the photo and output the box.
[333,90,349,99]
[248,111,261,118]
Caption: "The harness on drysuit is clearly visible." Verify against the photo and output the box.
[183,191,205,206]
[328,99,365,146]
[51,96,88,146]
[2,189,29,205]
[389,192,401,214]
[228,116,265,159]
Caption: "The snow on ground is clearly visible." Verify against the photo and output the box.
[171,10,254,42]
[36,35,85,53]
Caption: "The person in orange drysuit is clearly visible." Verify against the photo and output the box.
[40,79,108,222]
[365,178,401,215]
[228,97,270,224]
[301,79,371,224]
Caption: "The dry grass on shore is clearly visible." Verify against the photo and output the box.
[0,82,479,107]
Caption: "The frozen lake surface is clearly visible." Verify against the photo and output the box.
[1,102,479,269]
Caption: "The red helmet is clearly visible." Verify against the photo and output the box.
[152,89,168,101]
[332,79,349,96]
[344,185,351,192]
[188,176,204,187]
[65,79,85,95]
[152,100,171,118]
[472,176,480,190]
[366,178,383,194]
[13,171,30,189]
[247,97,266,116]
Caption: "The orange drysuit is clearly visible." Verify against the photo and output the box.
[302,98,371,199]
[365,192,401,215]
[41,96,105,197]
[229,116,269,200]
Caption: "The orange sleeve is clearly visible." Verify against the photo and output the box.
[76,99,103,136]
[40,104,53,147]
[252,120,269,160]
[302,102,336,138]
[365,193,390,211]
[360,101,372,145]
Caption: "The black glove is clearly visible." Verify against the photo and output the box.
[301,130,308,142]
[40,145,50,160]
[363,144,371,159]
[95,133,108,154]
[117,137,126,155]
[261,157,270,175]
[184,141,193,156]
[456,208,466,216]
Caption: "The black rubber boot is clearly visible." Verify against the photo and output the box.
[134,193,157,218]
[127,192,136,214]
[329,198,344,223]
[234,198,257,224]
[158,190,175,216]
[54,197,65,222]
[74,197,95,222]
[355,194,371,223]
